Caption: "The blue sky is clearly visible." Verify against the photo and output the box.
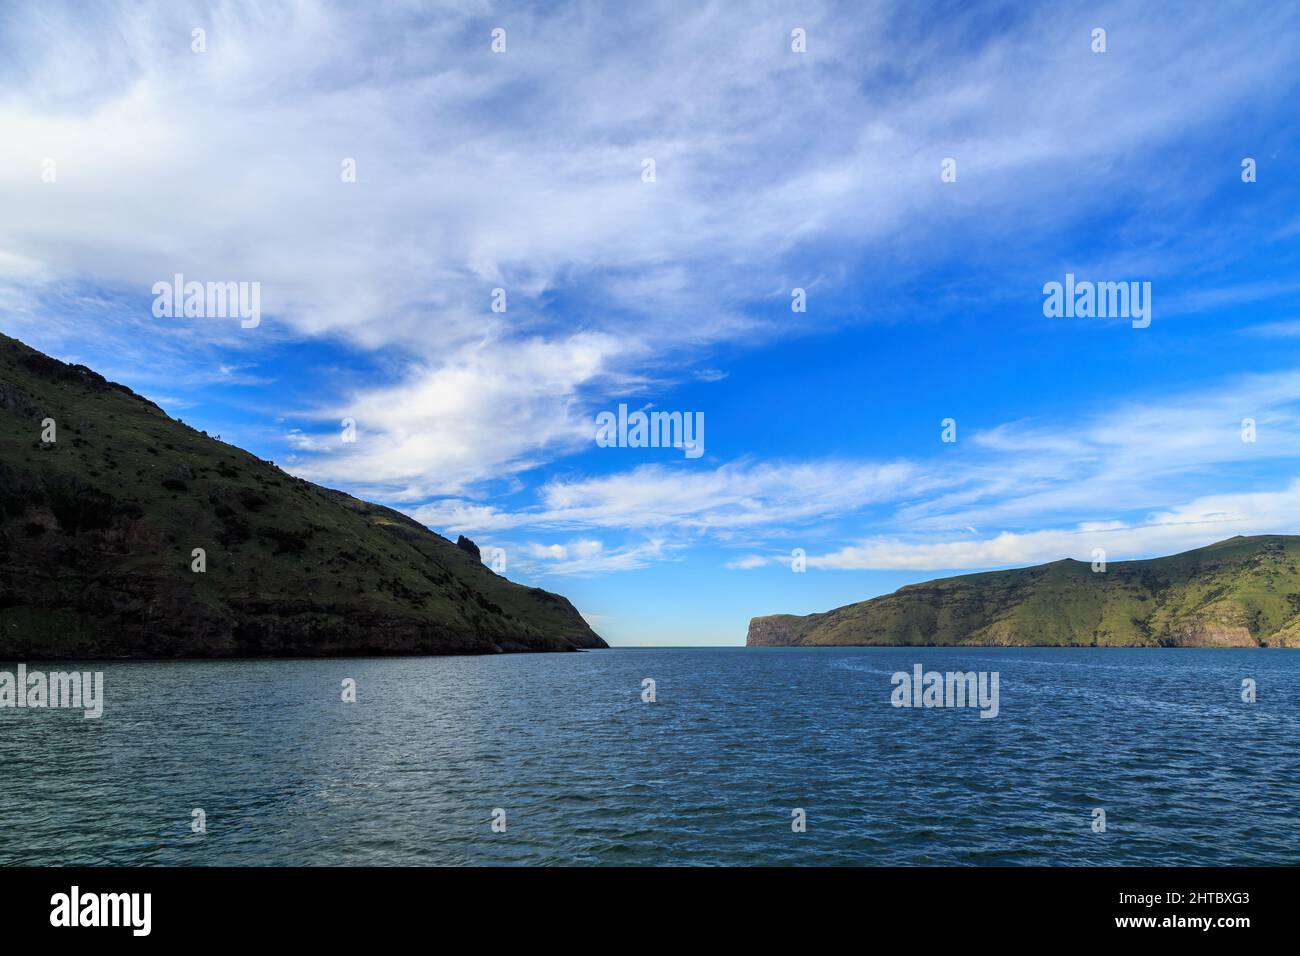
[2,1,1300,645]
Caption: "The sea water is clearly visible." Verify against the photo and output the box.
[0,647,1295,865]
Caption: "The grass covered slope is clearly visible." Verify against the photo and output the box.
[748,536,1300,647]
[0,333,605,658]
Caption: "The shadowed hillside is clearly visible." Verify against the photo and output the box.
[0,333,605,658]
[748,536,1300,647]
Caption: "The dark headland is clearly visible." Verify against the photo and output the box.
[0,333,606,659]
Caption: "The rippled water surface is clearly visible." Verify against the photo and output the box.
[1,647,1297,865]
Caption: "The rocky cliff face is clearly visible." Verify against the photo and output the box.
[744,616,806,647]
[0,333,606,658]
[748,536,1300,648]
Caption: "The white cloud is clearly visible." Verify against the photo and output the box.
[526,543,569,561]
[285,428,329,452]
[900,370,1300,533]
[3,0,1296,501]
[406,459,923,535]
[503,537,670,576]
[408,499,524,534]
[416,365,1300,573]
[804,481,1300,570]
[1244,319,1300,338]
[290,332,632,496]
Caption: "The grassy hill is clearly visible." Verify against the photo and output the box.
[0,333,605,658]
[748,536,1300,647]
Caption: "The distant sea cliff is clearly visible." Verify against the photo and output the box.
[748,536,1300,647]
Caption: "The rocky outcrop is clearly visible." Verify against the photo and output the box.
[745,615,809,647]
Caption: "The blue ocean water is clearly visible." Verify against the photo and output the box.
[0,647,1296,866]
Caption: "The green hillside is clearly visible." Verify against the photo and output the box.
[0,333,605,658]
[748,536,1300,647]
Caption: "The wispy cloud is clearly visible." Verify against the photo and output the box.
[497,536,671,577]
[1243,319,1300,338]
[431,364,1300,573]
[799,481,1300,570]
[409,459,922,535]
[3,0,1297,500]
